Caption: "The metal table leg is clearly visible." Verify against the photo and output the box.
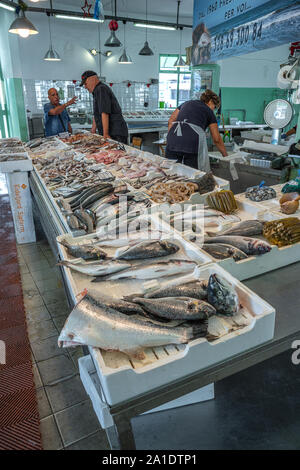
[109,414,136,450]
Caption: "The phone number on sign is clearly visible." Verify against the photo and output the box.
[212,22,263,52]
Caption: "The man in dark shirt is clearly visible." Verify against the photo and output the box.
[80,70,128,144]
[166,89,227,169]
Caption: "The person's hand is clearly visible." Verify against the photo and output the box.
[103,134,111,140]
[91,125,97,134]
[67,96,77,106]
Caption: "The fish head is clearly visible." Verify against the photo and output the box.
[250,239,272,254]
[161,240,180,253]
[208,273,239,315]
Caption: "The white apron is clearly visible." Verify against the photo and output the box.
[173,119,211,172]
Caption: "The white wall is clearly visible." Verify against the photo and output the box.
[0,9,22,79]
[18,12,192,83]
[218,44,290,88]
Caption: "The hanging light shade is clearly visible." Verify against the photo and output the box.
[104,31,122,47]
[44,14,61,61]
[9,10,39,38]
[118,22,132,64]
[44,46,61,61]
[118,49,132,64]
[104,4,121,47]
[139,40,154,56]
[173,26,186,67]
[138,0,154,56]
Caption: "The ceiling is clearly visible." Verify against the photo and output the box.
[34,0,194,21]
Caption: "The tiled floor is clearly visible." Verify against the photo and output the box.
[17,240,110,450]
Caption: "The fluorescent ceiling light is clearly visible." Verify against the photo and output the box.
[134,23,176,31]
[0,2,15,11]
[55,14,104,23]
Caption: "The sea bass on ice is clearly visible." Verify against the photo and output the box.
[58,294,207,359]
[59,239,108,261]
[215,220,264,237]
[202,243,248,261]
[59,259,131,276]
[143,279,208,300]
[115,240,180,260]
[203,235,271,256]
[133,296,216,321]
[92,259,197,281]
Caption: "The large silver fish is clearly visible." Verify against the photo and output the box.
[202,243,248,261]
[115,240,180,260]
[59,259,131,276]
[92,259,197,281]
[59,239,108,261]
[133,296,216,321]
[207,273,239,316]
[203,235,271,256]
[95,230,164,248]
[58,294,207,359]
[215,220,264,237]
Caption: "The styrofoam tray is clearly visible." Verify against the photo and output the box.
[86,263,275,406]
[0,152,33,173]
[182,199,300,280]
[236,184,300,219]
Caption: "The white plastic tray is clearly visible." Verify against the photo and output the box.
[236,184,300,219]
[87,263,275,405]
[56,232,275,406]
[0,152,33,173]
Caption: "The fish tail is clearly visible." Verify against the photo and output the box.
[184,320,208,341]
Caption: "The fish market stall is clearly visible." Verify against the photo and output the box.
[22,132,300,450]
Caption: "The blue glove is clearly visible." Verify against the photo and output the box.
[281,133,287,139]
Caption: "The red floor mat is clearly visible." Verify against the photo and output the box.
[0,194,42,450]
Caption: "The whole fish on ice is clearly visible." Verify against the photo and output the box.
[203,235,271,256]
[58,294,207,359]
[58,239,108,261]
[201,243,248,261]
[59,259,131,276]
[214,220,264,237]
[92,259,197,281]
[115,240,180,260]
[142,279,208,300]
[133,296,216,321]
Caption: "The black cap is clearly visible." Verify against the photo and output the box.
[80,70,97,87]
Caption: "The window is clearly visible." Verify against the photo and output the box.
[0,62,10,138]
[159,54,191,109]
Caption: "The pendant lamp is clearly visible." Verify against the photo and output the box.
[174,27,186,67]
[104,1,121,47]
[139,0,154,56]
[44,14,61,61]
[9,10,39,38]
[118,21,132,64]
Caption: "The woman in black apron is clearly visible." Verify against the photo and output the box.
[165,89,228,171]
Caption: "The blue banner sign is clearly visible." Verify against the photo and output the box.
[191,2,300,64]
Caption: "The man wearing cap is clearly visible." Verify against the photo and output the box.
[80,71,128,143]
[44,88,77,137]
